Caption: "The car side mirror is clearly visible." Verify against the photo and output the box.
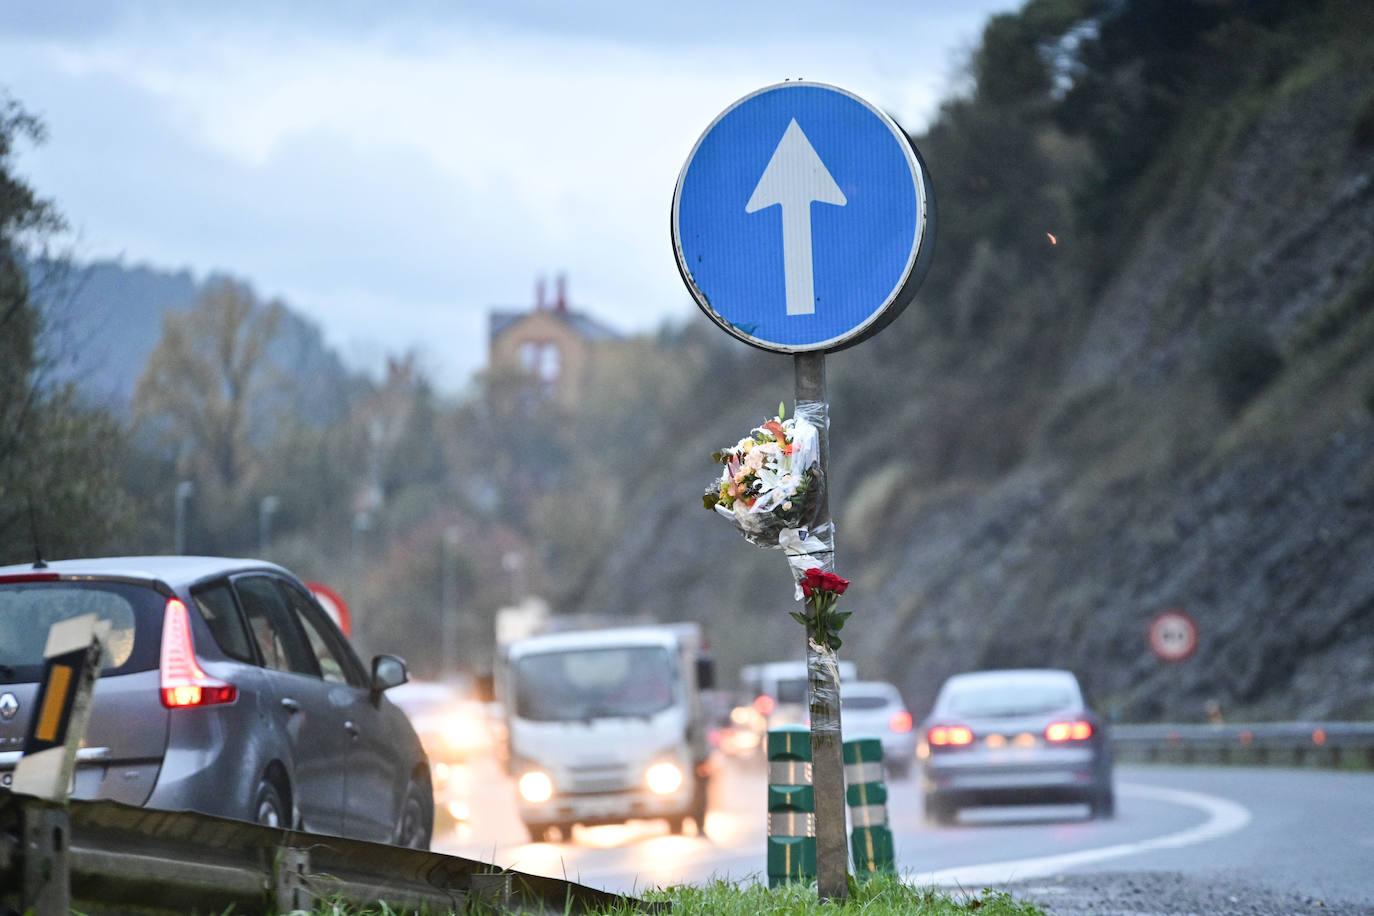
[370,654,408,699]
[696,657,716,691]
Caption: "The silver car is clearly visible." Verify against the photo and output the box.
[918,669,1114,825]
[0,557,432,847]
[841,680,918,779]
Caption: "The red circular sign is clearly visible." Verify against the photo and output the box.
[1149,610,1197,662]
[307,581,352,638]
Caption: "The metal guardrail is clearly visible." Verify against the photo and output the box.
[0,791,636,915]
[1111,721,1374,768]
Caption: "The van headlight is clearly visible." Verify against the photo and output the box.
[518,770,554,803]
[645,761,684,795]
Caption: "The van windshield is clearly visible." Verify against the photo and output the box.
[0,580,162,683]
[514,646,676,722]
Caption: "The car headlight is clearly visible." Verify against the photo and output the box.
[518,770,554,803]
[645,761,684,795]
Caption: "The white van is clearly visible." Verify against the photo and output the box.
[499,624,713,842]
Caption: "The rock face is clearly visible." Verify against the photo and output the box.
[570,13,1374,722]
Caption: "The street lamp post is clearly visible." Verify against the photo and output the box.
[174,481,195,555]
[440,526,461,680]
[502,550,525,603]
[258,495,280,556]
[350,511,372,614]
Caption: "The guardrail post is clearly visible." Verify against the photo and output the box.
[767,725,816,887]
[843,738,894,877]
[21,799,70,916]
[275,846,312,912]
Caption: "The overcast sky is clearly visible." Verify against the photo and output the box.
[4,1,1020,388]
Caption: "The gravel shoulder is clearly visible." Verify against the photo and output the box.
[1003,871,1374,916]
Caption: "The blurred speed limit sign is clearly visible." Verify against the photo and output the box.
[1149,610,1198,662]
[307,581,353,638]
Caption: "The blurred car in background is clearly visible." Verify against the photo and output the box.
[741,659,859,730]
[705,690,766,759]
[387,680,491,764]
[387,680,493,832]
[841,680,916,779]
[918,668,1114,825]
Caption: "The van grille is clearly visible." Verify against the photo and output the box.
[567,763,634,795]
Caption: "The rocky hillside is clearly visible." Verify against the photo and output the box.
[564,0,1374,721]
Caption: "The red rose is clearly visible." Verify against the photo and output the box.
[799,568,849,597]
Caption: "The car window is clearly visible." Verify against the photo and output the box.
[232,576,318,677]
[0,581,159,680]
[776,677,808,704]
[942,678,1078,718]
[191,581,255,663]
[277,580,361,687]
[842,695,889,711]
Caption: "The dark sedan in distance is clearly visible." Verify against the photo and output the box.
[0,556,432,848]
[918,668,1114,825]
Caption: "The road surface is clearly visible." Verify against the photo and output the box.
[434,757,1374,912]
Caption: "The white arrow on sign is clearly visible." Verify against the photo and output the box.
[746,119,847,316]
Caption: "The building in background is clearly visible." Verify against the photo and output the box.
[488,275,620,407]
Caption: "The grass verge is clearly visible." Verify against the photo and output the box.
[625,876,1044,915]
[307,874,1045,915]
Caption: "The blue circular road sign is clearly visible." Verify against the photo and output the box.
[672,82,935,354]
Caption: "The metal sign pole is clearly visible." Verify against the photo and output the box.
[794,351,848,901]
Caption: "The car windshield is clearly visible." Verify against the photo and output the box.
[0,581,160,682]
[514,645,676,722]
[943,679,1078,718]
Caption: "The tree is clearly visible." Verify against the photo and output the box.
[0,93,132,563]
[133,277,283,548]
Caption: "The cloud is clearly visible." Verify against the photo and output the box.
[2,2,1017,386]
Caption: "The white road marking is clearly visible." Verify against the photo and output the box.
[908,782,1253,887]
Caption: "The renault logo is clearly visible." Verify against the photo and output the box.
[0,693,17,721]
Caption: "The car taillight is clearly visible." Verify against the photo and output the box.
[927,725,974,747]
[753,694,775,716]
[889,710,913,733]
[160,598,237,708]
[1045,720,1094,742]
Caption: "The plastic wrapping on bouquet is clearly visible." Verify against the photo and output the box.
[710,401,829,550]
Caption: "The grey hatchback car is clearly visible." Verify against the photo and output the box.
[0,557,432,848]
[919,669,1114,825]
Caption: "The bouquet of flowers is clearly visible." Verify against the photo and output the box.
[702,403,823,547]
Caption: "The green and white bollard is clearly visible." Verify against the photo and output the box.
[844,737,895,876]
[767,725,816,887]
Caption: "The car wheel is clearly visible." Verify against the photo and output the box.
[396,780,433,849]
[1091,787,1116,820]
[254,779,288,829]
